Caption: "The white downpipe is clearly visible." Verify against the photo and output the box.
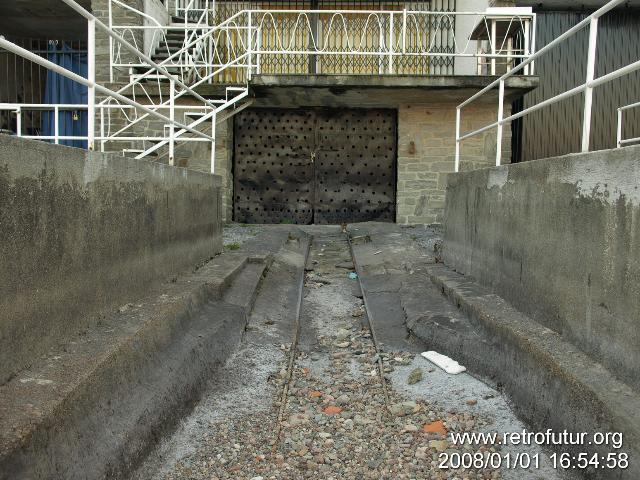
[88,18,96,151]
[455,107,461,172]
[169,78,175,165]
[496,79,505,166]
[581,17,598,153]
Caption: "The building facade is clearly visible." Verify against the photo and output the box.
[1,0,540,224]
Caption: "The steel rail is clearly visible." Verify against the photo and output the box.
[272,234,312,453]
[619,100,640,112]
[345,230,392,413]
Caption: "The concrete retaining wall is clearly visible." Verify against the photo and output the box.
[0,135,223,384]
[442,145,640,388]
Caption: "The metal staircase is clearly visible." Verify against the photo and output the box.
[103,2,252,169]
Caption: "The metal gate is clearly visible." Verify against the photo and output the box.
[233,108,397,224]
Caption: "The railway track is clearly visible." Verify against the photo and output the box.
[271,230,391,453]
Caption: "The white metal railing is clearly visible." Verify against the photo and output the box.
[0,3,538,173]
[99,8,252,163]
[109,0,214,84]
[0,0,253,172]
[617,101,640,148]
[246,9,534,76]
[0,102,216,143]
[103,5,535,163]
[108,7,535,78]
[455,0,640,172]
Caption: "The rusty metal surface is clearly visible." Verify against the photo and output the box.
[233,107,397,224]
[234,108,315,224]
[314,109,396,224]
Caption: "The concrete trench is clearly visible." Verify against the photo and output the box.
[2,223,635,479]
[128,225,573,480]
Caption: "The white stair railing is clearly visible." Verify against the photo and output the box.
[617,101,640,148]
[455,0,640,171]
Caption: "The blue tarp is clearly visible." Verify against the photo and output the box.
[43,43,88,149]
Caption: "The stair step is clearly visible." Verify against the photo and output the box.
[0,250,255,479]
[122,148,159,158]
[222,257,270,312]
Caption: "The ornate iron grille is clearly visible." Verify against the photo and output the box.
[213,1,456,75]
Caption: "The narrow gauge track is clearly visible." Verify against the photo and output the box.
[271,230,391,452]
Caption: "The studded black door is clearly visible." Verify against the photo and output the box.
[233,108,315,224]
[233,108,396,224]
[314,109,396,224]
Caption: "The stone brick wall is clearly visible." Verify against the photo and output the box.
[186,117,234,222]
[396,102,511,224]
[92,0,145,85]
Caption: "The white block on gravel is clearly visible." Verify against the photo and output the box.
[421,351,466,374]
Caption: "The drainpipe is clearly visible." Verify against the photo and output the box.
[309,0,319,74]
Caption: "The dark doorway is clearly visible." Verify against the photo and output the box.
[233,108,397,224]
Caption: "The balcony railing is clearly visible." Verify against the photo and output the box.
[108,5,536,80]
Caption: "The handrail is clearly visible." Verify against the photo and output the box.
[104,8,247,106]
[62,0,218,112]
[617,101,640,148]
[0,36,214,144]
[454,0,636,172]
[458,1,623,110]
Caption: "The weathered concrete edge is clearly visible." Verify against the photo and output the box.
[0,252,266,479]
[422,264,640,479]
[0,136,224,384]
[442,144,640,388]
[250,74,538,90]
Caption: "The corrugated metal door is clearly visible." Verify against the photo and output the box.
[233,107,397,224]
